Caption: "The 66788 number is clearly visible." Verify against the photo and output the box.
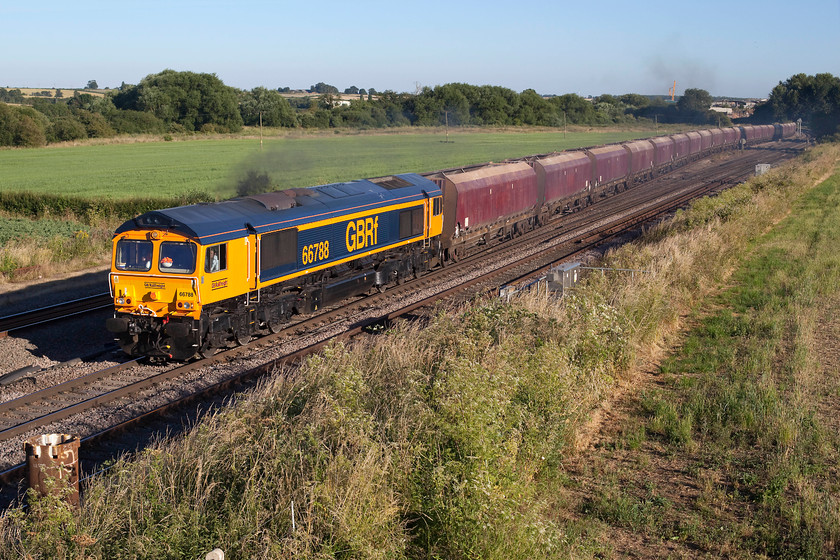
[301,240,329,266]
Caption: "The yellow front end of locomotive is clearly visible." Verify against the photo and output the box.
[110,230,203,320]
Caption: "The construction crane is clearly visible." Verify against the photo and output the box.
[668,80,676,102]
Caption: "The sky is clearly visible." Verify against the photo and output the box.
[3,0,839,99]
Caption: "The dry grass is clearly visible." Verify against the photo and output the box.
[0,217,117,284]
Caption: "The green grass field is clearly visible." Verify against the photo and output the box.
[0,130,659,200]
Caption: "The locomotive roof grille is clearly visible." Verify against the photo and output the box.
[369,176,413,190]
[135,214,175,228]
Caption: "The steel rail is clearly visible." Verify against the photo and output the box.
[0,292,112,335]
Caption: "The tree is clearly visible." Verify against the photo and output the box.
[49,116,88,142]
[596,94,619,105]
[318,92,339,110]
[344,86,359,95]
[549,94,598,125]
[0,88,24,103]
[619,93,649,108]
[518,89,558,126]
[677,88,712,113]
[86,80,99,90]
[762,72,840,139]
[112,69,243,132]
[239,87,297,127]
[310,82,338,94]
[0,103,48,147]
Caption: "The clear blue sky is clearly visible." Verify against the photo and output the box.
[4,0,838,99]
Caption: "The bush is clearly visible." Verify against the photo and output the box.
[76,110,115,138]
[0,103,47,147]
[106,109,167,135]
[48,116,88,142]
[0,191,205,223]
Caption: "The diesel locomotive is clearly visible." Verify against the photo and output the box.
[106,123,797,360]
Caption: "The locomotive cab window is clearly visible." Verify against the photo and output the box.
[399,207,425,239]
[204,243,227,273]
[433,197,442,216]
[159,241,197,274]
[115,239,154,271]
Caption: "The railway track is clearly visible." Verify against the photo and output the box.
[0,141,804,498]
[0,292,111,336]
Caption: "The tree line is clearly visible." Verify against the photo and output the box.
[752,73,840,140]
[5,69,835,149]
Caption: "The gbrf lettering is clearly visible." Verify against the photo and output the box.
[345,216,379,252]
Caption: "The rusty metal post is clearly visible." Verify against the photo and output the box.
[24,433,80,507]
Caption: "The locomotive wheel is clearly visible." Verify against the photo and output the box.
[198,342,219,359]
[233,330,251,346]
[266,316,284,334]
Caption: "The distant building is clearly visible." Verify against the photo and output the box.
[710,106,733,115]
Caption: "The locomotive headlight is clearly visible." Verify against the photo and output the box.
[117,297,125,305]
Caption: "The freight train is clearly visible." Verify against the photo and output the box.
[106,123,797,360]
